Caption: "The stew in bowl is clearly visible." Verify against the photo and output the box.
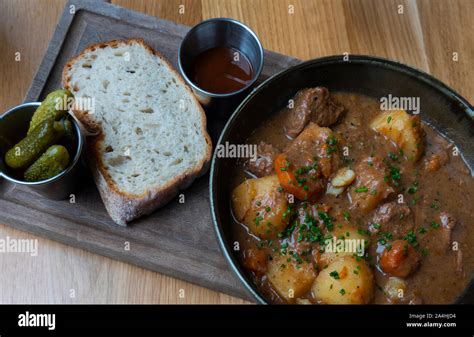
[210,56,474,304]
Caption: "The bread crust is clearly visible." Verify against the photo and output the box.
[62,38,212,225]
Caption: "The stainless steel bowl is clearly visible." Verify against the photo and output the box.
[178,18,264,141]
[0,102,84,200]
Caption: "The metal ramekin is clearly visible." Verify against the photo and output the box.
[0,102,84,200]
[178,18,264,140]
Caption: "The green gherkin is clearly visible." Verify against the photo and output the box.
[24,145,70,182]
[4,119,66,169]
[60,117,75,141]
[28,89,74,134]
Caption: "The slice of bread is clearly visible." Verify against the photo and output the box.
[62,38,212,226]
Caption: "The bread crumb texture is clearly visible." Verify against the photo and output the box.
[66,40,209,196]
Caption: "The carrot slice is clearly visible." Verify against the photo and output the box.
[274,153,310,200]
[380,240,420,278]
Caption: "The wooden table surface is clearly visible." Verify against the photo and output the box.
[0,0,472,304]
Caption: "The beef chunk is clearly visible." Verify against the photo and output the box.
[278,123,339,199]
[285,87,345,138]
[368,202,412,237]
[245,141,279,177]
[284,122,339,179]
[242,247,267,274]
[349,157,394,213]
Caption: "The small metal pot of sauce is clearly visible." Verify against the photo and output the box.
[178,18,264,141]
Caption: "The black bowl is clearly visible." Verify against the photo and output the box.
[210,55,474,304]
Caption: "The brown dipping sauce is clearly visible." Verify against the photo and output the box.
[190,47,253,94]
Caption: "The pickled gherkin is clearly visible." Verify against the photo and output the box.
[24,145,70,182]
[4,119,66,169]
[28,89,73,134]
[60,117,75,141]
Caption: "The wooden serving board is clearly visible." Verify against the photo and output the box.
[0,0,300,301]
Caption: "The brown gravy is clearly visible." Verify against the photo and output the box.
[231,92,474,304]
[190,47,253,94]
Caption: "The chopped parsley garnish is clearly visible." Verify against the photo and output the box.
[430,221,440,229]
[372,223,381,230]
[282,204,294,219]
[378,231,393,243]
[318,211,334,231]
[388,152,398,161]
[387,116,392,124]
[389,166,401,187]
[326,136,338,155]
[329,271,340,279]
[403,230,418,247]
[326,135,338,146]
[407,181,418,194]
[355,186,368,193]
[357,228,371,236]
[339,288,346,295]
[343,211,350,221]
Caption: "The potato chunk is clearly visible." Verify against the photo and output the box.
[316,224,369,270]
[370,109,424,161]
[267,254,316,303]
[312,256,374,304]
[231,175,289,239]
